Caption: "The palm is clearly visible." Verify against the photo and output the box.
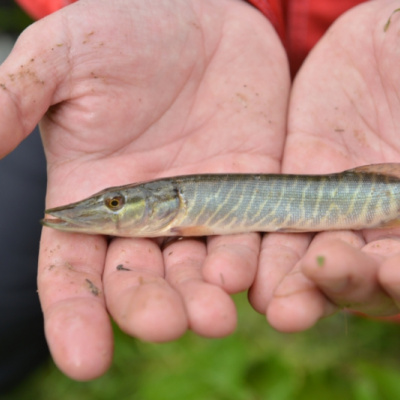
[250,1,400,330]
[0,0,289,379]
[42,1,285,196]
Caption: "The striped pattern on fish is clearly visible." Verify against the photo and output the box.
[41,164,400,237]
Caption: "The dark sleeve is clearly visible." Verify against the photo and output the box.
[0,127,49,393]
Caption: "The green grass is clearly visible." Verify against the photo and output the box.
[5,293,400,400]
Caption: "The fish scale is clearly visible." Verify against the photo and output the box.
[41,164,400,237]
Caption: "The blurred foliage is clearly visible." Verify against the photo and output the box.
[0,2,33,33]
[4,292,400,400]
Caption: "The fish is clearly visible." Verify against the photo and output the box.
[41,163,400,237]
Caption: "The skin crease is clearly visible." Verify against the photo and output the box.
[1,0,400,381]
[249,1,400,331]
[0,0,289,380]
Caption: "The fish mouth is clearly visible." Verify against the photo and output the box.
[41,203,98,231]
[41,213,85,231]
[41,216,64,226]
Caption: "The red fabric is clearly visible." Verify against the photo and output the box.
[248,0,367,74]
[15,0,77,19]
[283,0,367,74]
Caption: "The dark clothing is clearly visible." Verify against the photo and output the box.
[0,127,49,393]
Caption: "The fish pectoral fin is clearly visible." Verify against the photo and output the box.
[374,219,400,229]
[275,227,316,233]
[169,225,216,237]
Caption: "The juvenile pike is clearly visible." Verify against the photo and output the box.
[42,164,400,237]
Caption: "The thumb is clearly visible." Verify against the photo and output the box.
[0,14,69,157]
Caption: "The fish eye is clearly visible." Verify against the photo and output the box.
[105,195,125,211]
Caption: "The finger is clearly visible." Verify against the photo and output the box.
[163,239,237,338]
[363,228,400,244]
[0,15,71,156]
[265,231,363,332]
[368,236,400,313]
[302,236,398,316]
[38,229,112,381]
[103,238,188,342]
[248,232,312,314]
[266,263,337,333]
[379,254,400,311]
[202,233,261,293]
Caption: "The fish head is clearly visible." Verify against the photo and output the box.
[41,180,181,237]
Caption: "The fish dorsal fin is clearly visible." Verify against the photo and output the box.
[348,163,400,179]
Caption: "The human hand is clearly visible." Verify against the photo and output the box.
[0,0,289,379]
[249,1,400,330]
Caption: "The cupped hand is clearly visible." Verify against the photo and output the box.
[249,1,400,330]
[0,0,289,379]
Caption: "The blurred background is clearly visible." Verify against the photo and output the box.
[2,2,400,399]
